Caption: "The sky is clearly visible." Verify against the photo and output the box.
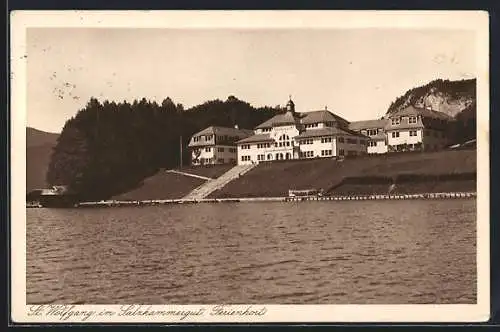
[26,28,476,133]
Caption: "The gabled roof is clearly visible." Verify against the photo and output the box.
[236,134,274,144]
[192,126,254,137]
[389,105,452,120]
[349,119,387,131]
[189,126,254,147]
[294,127,368,139]
[255,112,301,129]
[300,110,350,127]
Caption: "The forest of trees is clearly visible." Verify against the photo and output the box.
[46,96,281,200]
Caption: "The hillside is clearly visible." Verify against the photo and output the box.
[26,127,59,192]
[27,127,59,148]
[209,149,476,199]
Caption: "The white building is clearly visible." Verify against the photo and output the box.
[385,105,452,152]
[349,119,388,154]
[236,98,368,165]
[188,126,253,165]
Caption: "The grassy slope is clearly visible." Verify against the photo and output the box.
[209,149,476,198]
[112,172,205,201]
[26,127,59,193]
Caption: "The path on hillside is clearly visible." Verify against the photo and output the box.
[166,169,212,180]
[183,164,256,200]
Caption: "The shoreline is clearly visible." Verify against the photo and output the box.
[31,191,477,209]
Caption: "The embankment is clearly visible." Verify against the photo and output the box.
[209,149,476,198]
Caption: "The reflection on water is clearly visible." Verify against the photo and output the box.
[26,200,476,304]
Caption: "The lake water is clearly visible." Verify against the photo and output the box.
[26,199,476,304]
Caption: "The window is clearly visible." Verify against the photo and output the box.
[408,116,417,124]
[321,137,332,143]
[391,118,400,125]
[359,139,366,145]
[205,135,213,141]
[240,144,250,150]
[193,136,200,142]
[321,149,332,156]
[279,134,290,141]
[339,149,345,156]
[367,129,378,136]
[241,155,251,161]
[257,154,265,161]
[337,137,345,143]
[218,147,225,152]
[299,139,313,145]
[409,130,417,137]
[267,154,272,160]
[391,132,400,138]
[305,123,319,128]
[368,141,377,147]
[205,147,211,152]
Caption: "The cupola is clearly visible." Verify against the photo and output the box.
[286,95,295,113]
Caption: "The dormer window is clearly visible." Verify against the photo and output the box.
[391,118,400,125]
[408,116,417,124]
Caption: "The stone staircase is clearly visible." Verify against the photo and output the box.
[182,164,257,200]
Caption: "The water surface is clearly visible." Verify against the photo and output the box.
[26,200,476,304]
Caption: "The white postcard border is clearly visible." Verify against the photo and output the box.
[10,10,490,323]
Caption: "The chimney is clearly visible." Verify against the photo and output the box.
[234,124,239,129]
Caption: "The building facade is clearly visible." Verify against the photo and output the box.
[188,126,253,165]
[236,99,368,165]
[349,119,388,154]
[384,105,452,152]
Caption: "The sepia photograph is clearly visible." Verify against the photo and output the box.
[11,11,489,323]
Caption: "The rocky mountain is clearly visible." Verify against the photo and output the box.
[386,78,476,118]
[386,78,476,145]
[26,127,59,192]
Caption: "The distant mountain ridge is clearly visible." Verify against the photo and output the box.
[27,127,59,148]
[386,78,476,118]
[26,127,59,192]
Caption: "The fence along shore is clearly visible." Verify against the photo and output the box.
[70,191,476,208]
